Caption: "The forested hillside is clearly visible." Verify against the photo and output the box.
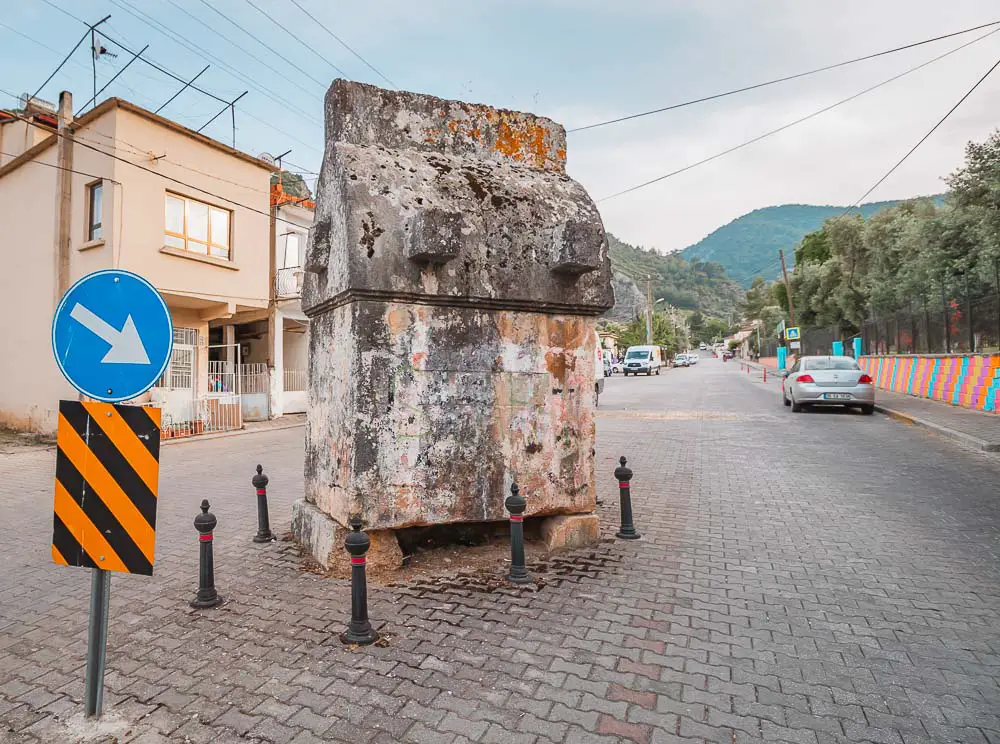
[679,199,941,287]
[607,232,743,318]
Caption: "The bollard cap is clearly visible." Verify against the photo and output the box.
[614,455,633,482]
[252,463,269,489]
[505,481,527,516]
[194,499,217,534]
[344,515,371,557]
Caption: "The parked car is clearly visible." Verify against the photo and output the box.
[623,345,663,376]
[687,352,699,365]
[781,355,875,414]
[673,353,689,367]
[603,355,612,377]
[699,343,707,350]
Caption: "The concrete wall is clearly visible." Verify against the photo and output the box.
[0,145,73,431]
[861,354,1000,413]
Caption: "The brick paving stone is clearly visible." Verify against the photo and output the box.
[1,364,999,743]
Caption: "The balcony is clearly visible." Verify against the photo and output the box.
[275,266,304,298]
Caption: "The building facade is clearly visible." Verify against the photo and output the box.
[0,94,274,435]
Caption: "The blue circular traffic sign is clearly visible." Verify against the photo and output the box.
[52,270,173,403]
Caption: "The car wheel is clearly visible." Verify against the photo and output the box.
[646,370,651,376]
[655,367,660,375]
[861,404,874,415]
[783,392,791,407]
[791,396,803,413]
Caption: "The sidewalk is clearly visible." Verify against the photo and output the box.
[738,358,1000,451]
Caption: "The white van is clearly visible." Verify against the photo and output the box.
[623,345,663,376]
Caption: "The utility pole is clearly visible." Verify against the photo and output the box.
[54,91,74,308]
[779,249,797,361]
[645,275,653,345]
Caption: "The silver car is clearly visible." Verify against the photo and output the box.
[781,356,875,414]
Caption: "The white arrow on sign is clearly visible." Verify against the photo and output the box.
[69,303,151,365]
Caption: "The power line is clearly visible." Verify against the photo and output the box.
[108,0,318,122]
[849,54,1000,208]
[598,27,1000,202]
[195,0,329,90]
[39,1,325,159]
[570,18,1000,133]
[14,112,309,232]
[286,0,396,88]
[158,0,322,103]
[243,0,348,78]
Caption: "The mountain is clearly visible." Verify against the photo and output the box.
[606,232,743,319]
[678,199,941,288]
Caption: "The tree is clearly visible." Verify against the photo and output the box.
[616,313,678,354]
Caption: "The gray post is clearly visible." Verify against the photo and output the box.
[83,568,111,718]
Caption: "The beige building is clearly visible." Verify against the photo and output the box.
[0,93,275,435]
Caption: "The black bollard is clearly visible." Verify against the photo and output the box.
[191,500,222,608]
[340,517,378,646]
[614,456,641,540]
[505,482,532,585]
[252,464,275,543]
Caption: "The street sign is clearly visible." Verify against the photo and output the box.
[53,401,161,575]
[52,270,173,403]
[785,326,801,341]
[790,341,801,350]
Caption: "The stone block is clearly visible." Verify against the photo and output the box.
[291,499,403,576]
[541,513,600,552]
[298,79,613,556]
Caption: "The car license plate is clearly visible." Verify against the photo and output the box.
[824,393,851,400]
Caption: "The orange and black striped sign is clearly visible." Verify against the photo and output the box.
[52,401,161,576]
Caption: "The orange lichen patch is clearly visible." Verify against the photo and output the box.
[545,350,577,383]
[556,148,566,162]
[386,307,413,334]
[492,115,558,169]
[411,351,427,369]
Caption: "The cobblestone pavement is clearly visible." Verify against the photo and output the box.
[2,354,999,743]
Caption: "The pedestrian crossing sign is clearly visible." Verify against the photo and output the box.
[786,326,801,341]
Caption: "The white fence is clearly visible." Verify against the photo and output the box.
[284,369,307,392]
[160,394,243,439]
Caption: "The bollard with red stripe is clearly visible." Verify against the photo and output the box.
[505,482,531,585]
[340,517,378,645]
[191,500,222,608]
[614,456,641,540]
[252,464,275,543]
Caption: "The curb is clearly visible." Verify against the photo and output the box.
[873,405,1000,452]
[162,417,305,447]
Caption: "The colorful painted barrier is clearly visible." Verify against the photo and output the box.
[859,354,1000,413]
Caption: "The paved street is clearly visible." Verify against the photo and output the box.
[2,354,1000,743]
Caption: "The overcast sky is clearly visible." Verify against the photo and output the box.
[3,0,999,253]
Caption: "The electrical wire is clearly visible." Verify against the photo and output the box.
[848,53,1000,208]
[570,18,1000,133]
[158,0,321,102]
[286,0,396,88]
[195,0,329,90]
[13,112,307,231]
[243,0,348,78]
[598,27,1000,202]
[108,0,318,121]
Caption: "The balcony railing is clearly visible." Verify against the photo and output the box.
[275,266,304,298]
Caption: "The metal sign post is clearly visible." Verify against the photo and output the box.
[83,569,111,718]
[51,269,171,721]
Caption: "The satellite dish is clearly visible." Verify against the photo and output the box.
[258,152,275,165]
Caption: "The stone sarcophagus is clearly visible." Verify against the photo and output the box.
[294,80,613,567]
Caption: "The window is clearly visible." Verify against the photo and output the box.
[164,193,231,260]
[283,232,300,268]
[87,181,103,241]
[803,358,860,371]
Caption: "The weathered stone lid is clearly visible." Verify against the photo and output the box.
[326,80,567,173]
